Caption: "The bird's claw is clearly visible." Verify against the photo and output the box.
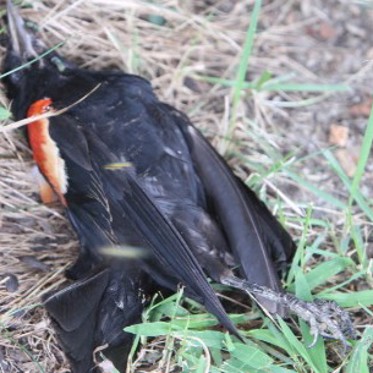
[222,278,356,351]
[288,297,356,351]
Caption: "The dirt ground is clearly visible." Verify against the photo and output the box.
[0,0,372,372]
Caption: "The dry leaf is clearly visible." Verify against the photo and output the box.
[329,124,349,147]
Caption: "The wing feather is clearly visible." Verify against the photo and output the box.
[83,129,241,337]
[167,106,295,313]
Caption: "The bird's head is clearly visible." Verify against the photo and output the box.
[3,0,79,119]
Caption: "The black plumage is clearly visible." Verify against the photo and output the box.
[3,1,354,372]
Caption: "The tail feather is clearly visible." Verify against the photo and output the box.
[43,270,109,372]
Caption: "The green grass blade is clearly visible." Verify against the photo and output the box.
[286,206,312,286]
[269,368,298,373]
[345,327,373,373]
[285,171,345,209]
[195,76,348,93]
[348,99,373,217]
[295,272,328,373]
[228,342,273,369]
[124,321,183,336]
[228,0,262,137]
[288,257,354,292]
[276,318,322,373]
[195,76,255,89]
[319,290,373,307]
[350,223,368,268]
[177,330,225,349]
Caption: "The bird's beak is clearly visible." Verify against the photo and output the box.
[6,0,38,60]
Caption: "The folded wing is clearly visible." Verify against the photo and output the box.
[165,105,296,314]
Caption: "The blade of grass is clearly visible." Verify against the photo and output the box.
[317,271,365,295]
[227,0,261,144]
[295,271,328,373]
[276,318,322,373]
[288,257,354,292]
[196,75,349,93]
[285,206,312,286]
[196,75,255,89]
[125,321,183,337]
[318,289,373,307]
[269,368,298,373]
[227,342,274,370]
[345,327,373,373]
[350,220,368,269]
[285,171,345,209]
[348,99,373,217]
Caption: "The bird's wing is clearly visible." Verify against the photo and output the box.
[166,106,296,313]
[48,112,240,338]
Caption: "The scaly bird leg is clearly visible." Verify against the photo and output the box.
[221,276,356,351]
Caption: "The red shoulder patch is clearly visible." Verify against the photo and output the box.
[27,98,68,206]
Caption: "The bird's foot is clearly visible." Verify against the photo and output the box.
[280,296,356,351]
[221,276,356,351]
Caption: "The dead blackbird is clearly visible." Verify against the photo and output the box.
[3,1,355,372]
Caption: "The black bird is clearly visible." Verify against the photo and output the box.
[3,1,354,372]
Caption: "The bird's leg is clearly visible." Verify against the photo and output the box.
[221,276,356,350]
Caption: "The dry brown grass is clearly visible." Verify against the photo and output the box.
[0,0,372,372]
